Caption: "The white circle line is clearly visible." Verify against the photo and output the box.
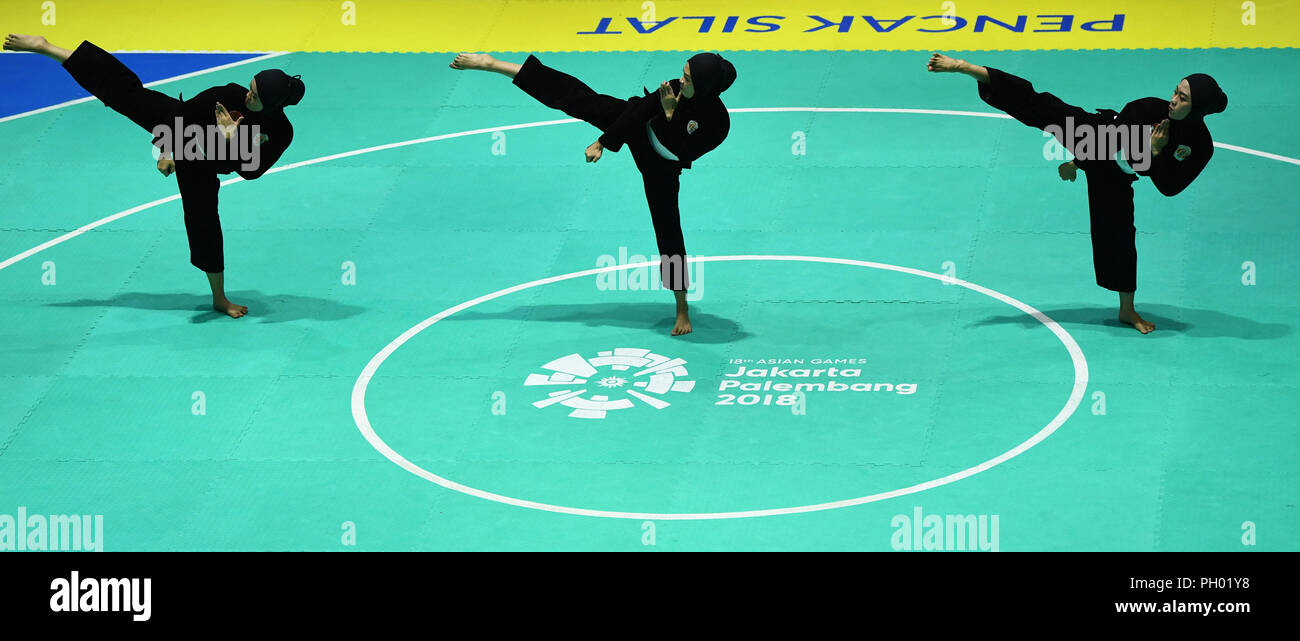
[2,107,1296,271]
[351,255,1090,520]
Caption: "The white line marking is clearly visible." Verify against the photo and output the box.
[0,51,289,123]
[1211,141,1300,166]
[0,194,181,271]
[731,107,1017,119]
[350,255,1090,520]
[2,108,1295,273]
[261,118,580,175]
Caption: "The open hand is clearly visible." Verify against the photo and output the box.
[585,140,603,163]
[658,81,679,119]
[1150,119,1170,156]
[214,101,243,140]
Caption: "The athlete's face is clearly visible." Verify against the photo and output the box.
[246,78,264,112]
[680,63,695,99]
[1168,79,1192,120]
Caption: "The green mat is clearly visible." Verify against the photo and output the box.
[2,50,1296,551]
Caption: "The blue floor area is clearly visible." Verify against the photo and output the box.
[1,51,267,117]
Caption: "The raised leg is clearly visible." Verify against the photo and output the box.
[455,53,628,133]
[3,33,72,61]
[929,52,1113,163]
[449,53,521,78]
[45,40,182,135]
[927,52,989,83]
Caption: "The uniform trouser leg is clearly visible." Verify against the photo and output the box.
[62,40,213,272]
[631,143,689,291]
[513,54,689,291]
[1083,164,1138,292]
[175,162,224,274]
[512,54,628,132]
[981,67,1136,291]
[978,66,1114,162]
[60,40,181,136]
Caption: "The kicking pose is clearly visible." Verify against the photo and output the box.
[5,34,305,318]
[928,53,1227,334]
[450,52,736,336]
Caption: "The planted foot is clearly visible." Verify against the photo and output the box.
[214,298,248,319]
[1119,308,1154,334]
[671,309,692,336]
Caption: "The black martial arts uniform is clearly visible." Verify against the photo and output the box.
[512,55,731,291]
[61,41,294,274]
[977,67,1214,293]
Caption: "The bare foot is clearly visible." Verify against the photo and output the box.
[4,33,49,53]
[215,298,248,319]
[1118,308,1154,334]
[449,53,496,71]
[927,52,966,73]
[671,310,692,336]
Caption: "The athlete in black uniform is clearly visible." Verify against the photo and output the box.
[450,52,736,336]
[927,52,1227,334]
[4,34,305,319]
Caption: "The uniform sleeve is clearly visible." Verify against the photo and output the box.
[647,109,728,163]
[159,85,231,155]
[185,84,247,121]
[1142,139,1211,197]
[598,79,684,153]
[598,92,659,153]
[236,119,293,181]
[1118,98,1212,197]
[175,84,245,151]
[1117,98,1167,126]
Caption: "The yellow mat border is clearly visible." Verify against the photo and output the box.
[1,0,1295,53]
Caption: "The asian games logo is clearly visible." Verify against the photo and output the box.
[525,348,695,419]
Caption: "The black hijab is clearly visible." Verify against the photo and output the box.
[254,69,306,111]
[686,53,736,100]
[1183,73,1227,121]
